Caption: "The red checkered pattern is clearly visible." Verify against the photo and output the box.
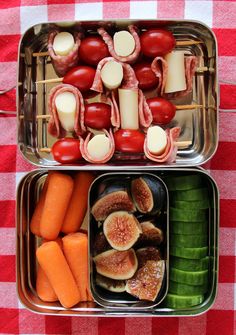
[0,1,235,334]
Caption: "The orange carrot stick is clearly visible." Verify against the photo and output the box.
[40,172,74,240]
[61,172,95,234]
[36,238,62,302]
[30,174,50,236]
[62,233,91,301]
[36,241,80,308]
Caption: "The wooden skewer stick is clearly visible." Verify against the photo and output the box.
[36,77,63,84]
[32,40,203,57]
[39,140,192,153]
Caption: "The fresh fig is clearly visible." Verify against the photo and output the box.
[96,273,126,292]
[93,248,138,280]
[136,247,162,268]
[94,231,111,255]
[103,211,142,251]
[138,221,164,246]
[91,183,135,221]
[126,260,165,301]
[131,176,166,214]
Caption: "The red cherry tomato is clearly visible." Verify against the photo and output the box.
[140,29,176,57]
[78,36,109,66]
[133,61,159,90]
[84,103,111,129]
[51,138,82,164]
[63,66,96,92]
[114,129,145,153]
[146,97,176,125]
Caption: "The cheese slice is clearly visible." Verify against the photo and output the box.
[147,126,167,155]
[87,134,110,160]
[55,92,76,131]
[164,51,186,93]
[118,88,139,130]
[113,31,135,57]
[101,61,123,90]
[53,32,75,56]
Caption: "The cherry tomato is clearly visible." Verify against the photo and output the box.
[140,29,176,57]
[146,97,176,125]
[84,103,111,129]
[51,138,82,164]
[133,61,159,90]
[78,36,109,66]
[63,66,96,92]
[114,129,145,153]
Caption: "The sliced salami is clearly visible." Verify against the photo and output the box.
[48,84,86,138]
[80,129,115,164]
[144,127,181,163]
[97,25,141,63]
[48,31,81,77]
[151,57,168,95]
[138,89,153,128]
[91,57,114,93]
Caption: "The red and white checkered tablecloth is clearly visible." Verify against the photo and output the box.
[0,0,236,334]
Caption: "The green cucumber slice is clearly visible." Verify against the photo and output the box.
[170,234,208,248]
[164,293,204,308]
[170,207,207,222]
[169,280,208,295]
[170,256,209,271]
[171,221,208,235]
[170,268,208,285]
[165,175,202,191]
[171,188,209,201]
[171,199,210,210]
[170,246,208,259]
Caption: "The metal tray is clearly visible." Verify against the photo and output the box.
[17,19,218,169]
[16,167,219,316]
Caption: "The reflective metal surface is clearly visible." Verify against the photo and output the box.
[17,19,218,168]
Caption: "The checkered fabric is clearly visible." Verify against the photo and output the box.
[0,0,235,334]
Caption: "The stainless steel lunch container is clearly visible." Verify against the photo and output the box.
[16,167,219,316]
[17,19,218,168]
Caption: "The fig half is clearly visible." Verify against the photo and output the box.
[96,274,126,292]
[91,183,135,221]
[93,248,138,280]
[126,260,165,301]
[138,221,164,246]
[103,211,142,250]
[131,176,166,214]
[136,247,162,268]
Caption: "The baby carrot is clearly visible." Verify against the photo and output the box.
[40,172,74,240]
[30,174,50,236]
[36,241,81,308]
[62,233,90,301]
[61,172,95,234]
[36,238,62,302]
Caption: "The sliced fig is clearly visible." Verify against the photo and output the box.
[126,260,165,301]
[94,231,111,255]
[131,176,166,214]
[96,273,126,292]
[138,221,164,246]
[136,247,162,268]
[91,183,135,221]
[103,211,142,251]
[93,248,138,280]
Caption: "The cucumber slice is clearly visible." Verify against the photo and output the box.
[170,234,208,248]
[170,268,208,285]
[169,280,208,295]
[170,256,209,271]
[170,207,207,222]
[164,293,204,308]
[171,188,209,201]
[165,175,202,191]
[170,246,208,259]
[171,221,208,235]
[171,199,210,210]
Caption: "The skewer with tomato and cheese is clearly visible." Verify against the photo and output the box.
[97,25,141,63]
[48,31,81,76]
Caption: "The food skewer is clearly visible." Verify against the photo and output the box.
[32,39,203,57]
